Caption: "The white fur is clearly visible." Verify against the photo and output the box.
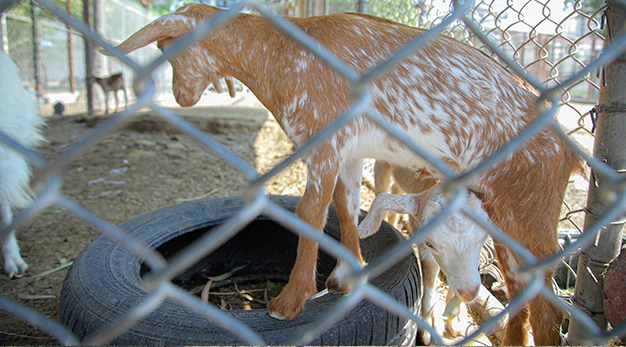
[0,51,46,277]
[360,187,488,302]
[360,171,489,341]
[417,191,487,302]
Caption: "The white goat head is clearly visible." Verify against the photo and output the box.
[359,186,489,302]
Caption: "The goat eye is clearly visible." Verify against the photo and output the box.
[424,240,435,249]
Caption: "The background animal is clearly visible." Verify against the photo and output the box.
[87,72,128,114]
[108,5,583,344]
[0,51,46,278]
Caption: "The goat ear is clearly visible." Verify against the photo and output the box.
[205,74,237,98]
[359,193,420,239]
[99,14,190,56]
[225,77,236,98]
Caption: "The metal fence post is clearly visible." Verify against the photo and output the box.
[568,2,626,344]
[357,0,368,13]
[29,0,41,96]
[0,11,7,52]
[66,0,76,93]
[84,0,94,117]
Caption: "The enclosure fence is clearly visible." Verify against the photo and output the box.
[1,0,625,345]
[0,0,163,116]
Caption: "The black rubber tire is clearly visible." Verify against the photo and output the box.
[59,195,421,345]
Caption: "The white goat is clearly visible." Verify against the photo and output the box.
[361,161,488,340]
[0,51,46,278]
[108,5,583,345]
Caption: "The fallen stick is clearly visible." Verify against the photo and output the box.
[17,293,55,300]
[34,261,74,278]
[174,188,219,202]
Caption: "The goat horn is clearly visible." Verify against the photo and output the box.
[99,14,190,56]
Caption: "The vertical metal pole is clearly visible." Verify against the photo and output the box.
[84,0,94,117]
[0,12,8,53]
[30,0,41,96]
[67,1,76,93]
[568,2,626,345]
[92,0,106,112]
[357,0,368,13]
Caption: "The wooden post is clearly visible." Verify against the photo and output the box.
[358,0,368,13]
[568,2,626,344]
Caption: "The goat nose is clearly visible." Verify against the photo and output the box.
[176,93,194,107]
[457,286,479,302]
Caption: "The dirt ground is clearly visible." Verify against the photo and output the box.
[0,92,376,345]
[0,92,589,345]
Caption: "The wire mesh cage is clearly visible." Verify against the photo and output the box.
[0,0,625,345]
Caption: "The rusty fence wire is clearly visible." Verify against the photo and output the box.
[1,0,626,345]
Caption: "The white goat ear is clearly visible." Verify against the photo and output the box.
[359,193,420,239]
[100,14,190,56]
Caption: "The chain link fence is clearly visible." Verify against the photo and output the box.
[1,0,625,345]
[0,0,164,116]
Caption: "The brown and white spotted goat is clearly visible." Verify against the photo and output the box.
[108,5,583,345]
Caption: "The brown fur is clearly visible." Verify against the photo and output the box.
[87,72,128,114]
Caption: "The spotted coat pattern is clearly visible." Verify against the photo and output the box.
[110,5,583,345]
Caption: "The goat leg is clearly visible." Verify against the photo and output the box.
[326,160,365,294]
[269,148,339,320]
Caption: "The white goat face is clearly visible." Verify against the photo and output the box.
[419,198,489,302]
[359,188,489,303]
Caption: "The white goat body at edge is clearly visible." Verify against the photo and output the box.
[109,5,583,345]
[0,51,46,277]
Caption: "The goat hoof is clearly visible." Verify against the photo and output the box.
[268,310,287,320]
[268,283,314,320]
[326,277,351,294]
[4,262,27,278]
[326,260,363,294]
[267,296,304,320]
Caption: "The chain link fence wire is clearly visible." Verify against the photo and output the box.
[0,0,165,116]
[347,0,615,310]
[1,0,626,345]
[353,0,604,162]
